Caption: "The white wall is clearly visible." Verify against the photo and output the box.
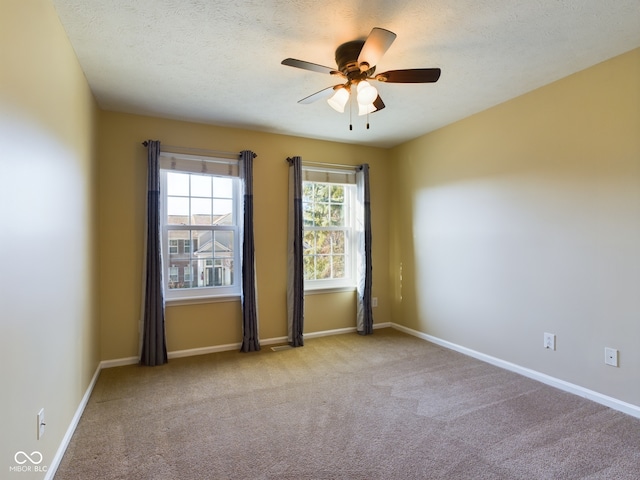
[0,1,99,477]
[391,48,640,407]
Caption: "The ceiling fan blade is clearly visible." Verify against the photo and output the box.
[357,27,397,69]
[375,68,441,83]
[372,95,385,113]
[298,86,337,104]
[282,58,337,75]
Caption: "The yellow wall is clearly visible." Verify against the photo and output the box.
[98,112,391,360]
[0,0,99,473]
[390,48,640,405]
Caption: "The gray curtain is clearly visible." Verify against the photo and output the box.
[140,140,168,365]
[287,156,304,347]
[239,150,260,352]
[356,164,373,335]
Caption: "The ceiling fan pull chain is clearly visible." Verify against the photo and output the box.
[349,91,353,130]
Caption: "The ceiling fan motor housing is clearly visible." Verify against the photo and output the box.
[335,41,375,82]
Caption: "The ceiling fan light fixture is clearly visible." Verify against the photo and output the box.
[327,87,350,113]
[358,102,377,116]
[356,80,377,106]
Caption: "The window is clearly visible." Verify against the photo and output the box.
[160,153,241,300]
[302,167,356,290]
[168,266,179,285]
[183,265,193,284]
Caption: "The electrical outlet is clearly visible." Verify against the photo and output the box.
[605,347,618,367]
[371,297,378,308]
[543,332,556,350]
[37,408,45,439]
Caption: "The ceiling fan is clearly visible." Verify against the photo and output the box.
[282,27,441,125]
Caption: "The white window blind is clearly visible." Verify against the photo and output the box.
[302,166,356,185]
[160,152,238,177]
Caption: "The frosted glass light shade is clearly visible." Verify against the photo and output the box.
[327,87,350,112]
[356,80,377,106]
[358,102,377,116]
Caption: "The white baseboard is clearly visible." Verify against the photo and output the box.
[306,326,356,338]
[305,322,390,339]
[391,322,640,419]
[44,363,102,480]
[169,342,242,358]
[259,336,289,346]
[374,322,392,330]
[100,356,139,368]
[101,324,392,368]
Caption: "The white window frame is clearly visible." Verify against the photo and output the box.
[160,152,242,302]
[302,167,357,292]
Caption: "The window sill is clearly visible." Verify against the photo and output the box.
[304,286,356,296]
[166,294,241,306]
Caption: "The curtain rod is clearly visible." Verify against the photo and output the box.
[287,158,361,171]
[142,141,240,159]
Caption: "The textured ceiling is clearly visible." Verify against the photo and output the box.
[51,0,640,148]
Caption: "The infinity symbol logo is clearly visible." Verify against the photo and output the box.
[14,451,43,465]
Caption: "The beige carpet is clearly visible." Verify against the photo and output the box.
[54,328,640,479]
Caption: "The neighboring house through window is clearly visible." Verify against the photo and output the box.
[160,152,241,300]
